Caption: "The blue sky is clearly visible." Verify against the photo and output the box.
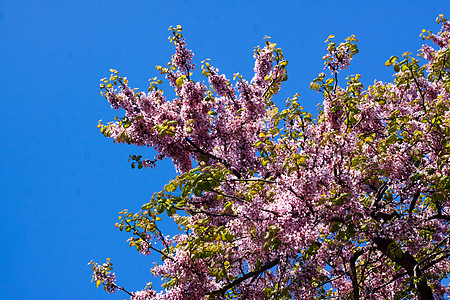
[0,1,447,299]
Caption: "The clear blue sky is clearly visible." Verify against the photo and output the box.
[0,1,446,299]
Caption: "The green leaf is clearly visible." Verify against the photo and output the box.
[175,199,187,209]
[167,205,176,216]
[386,134,397,145]
[385,55,398,67]
[158,128,166,138]
[166,183,176,192]
[141,202,152,210]
[395,248,403,258]
[325,34,335,43]
[157,204,165,214]
[223,201,233,210]
[181,185,191,198]
[176,76,185,87]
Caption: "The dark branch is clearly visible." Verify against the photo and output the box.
[370,182,399,221]
[184,137,239,175]
[437,54,447,82]
[208,257,280,296]
[112,283,135,297]
[372,236,433,300]
[428,214,450,221]
[409,191,420,215]
[349,249,364,300]
[408,64,427,113]
[228,178,276,184]
[420,252,450,272]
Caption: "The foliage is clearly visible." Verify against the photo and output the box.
[91,17,450,299]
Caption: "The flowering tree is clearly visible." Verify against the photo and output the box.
[90,17,450,299]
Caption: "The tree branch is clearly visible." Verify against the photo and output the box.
[184,137,241,178]
[208,257,280,296]
[437,54,447,82]
[427,214,450,221]
[112,283,135,297]
[349,249,364,300]
[372,236,433,300]
[408,64,427,113]
[409,191,420,215]
[228,178,276,184]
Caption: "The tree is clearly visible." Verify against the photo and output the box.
[90,17,450,299]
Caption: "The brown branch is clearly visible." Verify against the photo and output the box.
[210,188,244,203]
[184,137,241,178]
[333,71,338,93]
[286,186,315,214]
[184,137,221,163]
[408,191,420,215]
[227,178,276,184]
[370,182,400,221]
[427,214,450,221]
[408,64,427,113]
[123,219,174,262]
[186,208,237,218]
[208,257,280,296]
[437,54,447,82]
[349,249,364,300]
[112,283,135,297]
[372,271,408,293]
[372,236,433,300]
[420,252,450,272]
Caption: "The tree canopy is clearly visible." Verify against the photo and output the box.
[90,16,450,299]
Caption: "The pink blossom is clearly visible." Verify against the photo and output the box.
[95,20,450,300]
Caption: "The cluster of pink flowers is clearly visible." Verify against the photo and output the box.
[208,67,234,97]
[91,263,117,294]
[323,46,352,74]
[252,45,274,85]
[95,19,450,299]
[131,289,157,300]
